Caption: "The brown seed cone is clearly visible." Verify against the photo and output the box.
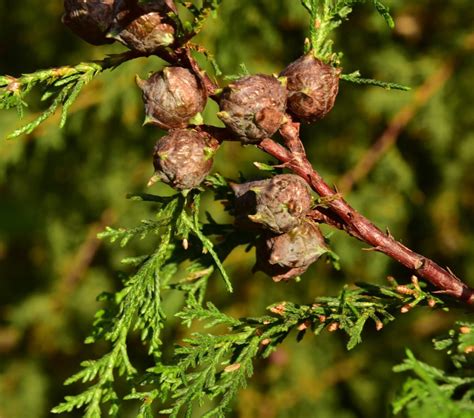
[63,0,117,45]
[231,174,312,234]
[255,220,328,282]
[280,54,341,123]
[150,129,219,191]
[218,75,287,143]
[110,0,176,53]
[137,67,207,130]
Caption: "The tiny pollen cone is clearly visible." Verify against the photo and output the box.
[460,326,471,334]
[327,322,339,332]
[147,172,161,187]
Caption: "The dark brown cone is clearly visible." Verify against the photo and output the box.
[280,54,341,123]
[231,174,312,233]
[63,0,117,45]
[255,220,328,282]
[138,67,207,130]
[150,129,219,190]
[218,75,287,143]
[109,0,176,53]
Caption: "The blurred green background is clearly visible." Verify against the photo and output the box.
[1,1,474,417]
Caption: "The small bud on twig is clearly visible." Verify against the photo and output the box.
[298,320,311,331]
[270,303,286,316]
[460,326,471,334]
[401,304,412,313]
[396,285,417,296]
[387,276,398,287]
[224,363,241,373]
[327,322,339,332]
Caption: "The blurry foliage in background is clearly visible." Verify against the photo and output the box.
[0,0,473,417]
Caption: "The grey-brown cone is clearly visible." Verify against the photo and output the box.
[63,0,117,45]
[218,74,287,143]
[151,129,219,190]
[280,54,340,123]
[255,220,328,281]
[109,0,176,53]
[138,67,207,130]
[231,174,312,233]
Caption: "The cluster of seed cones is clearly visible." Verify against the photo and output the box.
[232,174,328,281]
[63,0,340,281]
[138,55,340,191]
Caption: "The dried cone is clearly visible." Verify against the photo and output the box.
[150,129,219,191]
[255,220,328,281]
[218,75,287,143]
[137,67,207,130]
[280,54,341,123]
[231,174,312,234]
[63,0,117,45]
[109,0,176,53]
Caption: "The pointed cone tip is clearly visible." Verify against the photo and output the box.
[105,30,120,40]
[188,112,204,126]
[143,115,156,126]
[278,76,287,86]
[147,172,161,187]
[135,75,146,89]
[248,214,261,222]
[229,181,241,193]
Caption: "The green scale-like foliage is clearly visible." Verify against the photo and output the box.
[393,323,474,417]
[51,186,452,416]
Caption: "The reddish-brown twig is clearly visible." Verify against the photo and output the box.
[154,45,474,305]
[259,122,474,305]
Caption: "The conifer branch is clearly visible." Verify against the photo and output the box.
[176,0,224,41]
[340,72,411,91]
[301,0,394,61]
[1,51,140,139]
[393,322,474,415]
[128,280,444,416]
[258,123,474,305]
[3,1,468,416]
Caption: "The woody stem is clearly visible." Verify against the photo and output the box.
[258,122,474,306]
